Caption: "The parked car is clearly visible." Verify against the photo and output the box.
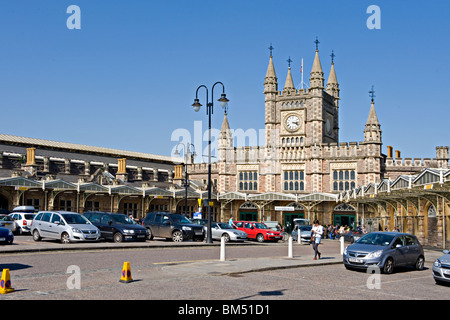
[293,218,310,226]
[190,218,209,226]
[84,211,148,242]
[31,211,100,244]
[143,212,204,242]
[341,230,363,243]
[262,221,281,231]
[206,222,248,242]
[291,225,312,243]
[9,212,35,234]
[12,206,36,213]
[234,221,282,243]
[433,250,450,285]
[0,214,18,233]
[343,232,425,274]
[0,227,14,245]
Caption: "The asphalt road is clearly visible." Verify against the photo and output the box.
[0,236,448,302]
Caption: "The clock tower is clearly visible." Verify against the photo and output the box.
[263,45,340,154]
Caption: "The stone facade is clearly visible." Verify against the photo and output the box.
[188,46,449,229]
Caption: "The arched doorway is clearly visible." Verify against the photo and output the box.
[426,204,437,246]
[239,202,258,221]
[283,202,305,231]
[333,203,356,228]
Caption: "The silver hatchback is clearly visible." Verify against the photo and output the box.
[31,211,100,244]
[433,250,450,285]
[343,232,425,274]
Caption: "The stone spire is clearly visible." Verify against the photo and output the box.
[220,111,231,132]
[326,61,339,98]
[364,101,382,143]
[264,54,278,93]
[309,49,324,89]
[219,111,233,149]
[282,67,296,95]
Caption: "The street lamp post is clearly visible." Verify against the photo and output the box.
[192,82,229,243]
[174,143,196,218]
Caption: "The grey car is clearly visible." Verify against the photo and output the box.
[343,232,425,274]
[31,211,100,243]
[433,250,450,285]
[206,222,248,242]
[291,225,312,243]
[143,212,204,242]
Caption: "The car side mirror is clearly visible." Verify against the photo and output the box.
[395,244,402,248]
[108,220,113,226]
[163,220,170,225]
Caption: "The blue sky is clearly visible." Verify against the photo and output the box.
[0,0,449,161]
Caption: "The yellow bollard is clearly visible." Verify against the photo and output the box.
[119,262,133,283]
[0,269,15,294]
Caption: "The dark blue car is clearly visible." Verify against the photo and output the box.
[0,226,14,245]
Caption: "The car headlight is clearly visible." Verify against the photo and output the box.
[343,247,348,255]
[8,230,13,236]
[182,226,192,231]
[434,259,441,268]
[267,232,275,235]
[72,228,82,234]
[366,250,383,259]
[123,229,135,234]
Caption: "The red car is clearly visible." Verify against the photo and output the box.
[233,221,282,243]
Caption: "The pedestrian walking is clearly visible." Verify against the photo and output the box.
[229,215,235,228]
[328,225,334,240]
[311,220,323,260]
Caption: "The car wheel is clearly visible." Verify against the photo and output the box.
[256,233,265,243]
[172,230,183,242]
[222,233,230,242]
[415,256,425,271]
[113,232,123,243]
[383,257,394,274]
[32,229,41,241]
[147,228,154,240]
[61,232,71,244]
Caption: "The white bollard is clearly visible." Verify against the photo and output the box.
[220,236,226,261]
[288,236,293,258]
[340,236,345,255]
[297,229,301,244]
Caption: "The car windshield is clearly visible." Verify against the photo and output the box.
[356,233,395,246]
[217,222,233,229]
[111,214,134,225]
[61,214,90,225]
[253,223,269,229]
[170,214,192,224]
[300,226,312,231]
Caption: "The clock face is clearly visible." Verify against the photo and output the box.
[286,115,300,131]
